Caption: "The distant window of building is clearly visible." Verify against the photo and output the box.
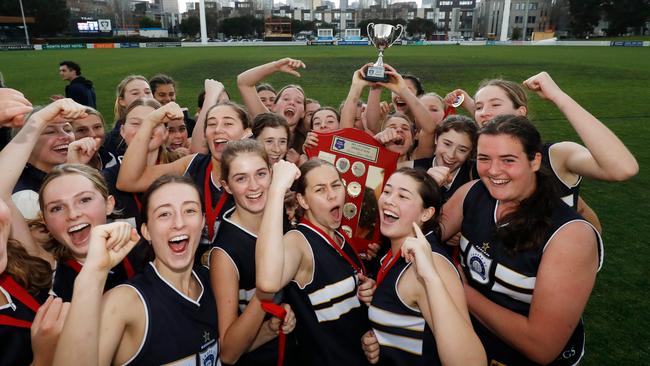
[528,15,536,23]
[439,0,452,6]
[459,0,473,6]
[514,15,522,24]
[530,2,538,10]
[315,13,322,20]
[304,12,311,20]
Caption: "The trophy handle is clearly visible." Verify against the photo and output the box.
[367,23,376,48]
[392,24,405,46]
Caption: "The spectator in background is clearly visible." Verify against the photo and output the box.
[51,61,97,109]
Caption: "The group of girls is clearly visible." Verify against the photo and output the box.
[0,54,638,366]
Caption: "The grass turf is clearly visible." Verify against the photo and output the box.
[1,45,649,364]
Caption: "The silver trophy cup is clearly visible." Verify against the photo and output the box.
[365,23,404,82]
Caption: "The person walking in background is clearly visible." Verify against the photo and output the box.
[51,61,97,109]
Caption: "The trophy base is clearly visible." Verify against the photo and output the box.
[364,66,388,82]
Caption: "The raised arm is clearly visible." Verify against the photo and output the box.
[53,222,140,366]
[465,221,598,364]
[364,85,386,134]
[444,89,476,118]
[237,58,306,120]
[0,99,86,200]
[191,79,225,154]
[255,160,303,293]
[0,88,33,127]
[340,64,374,130]
[404,223,486,366]
[523,71,638,182]
[378,64,437,135]
[116,102,191,192]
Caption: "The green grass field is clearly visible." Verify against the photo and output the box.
[1,45,649,364]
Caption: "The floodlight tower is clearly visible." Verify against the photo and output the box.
[199,0,208,44]
[499,0,511,41]
[18,0,30,45]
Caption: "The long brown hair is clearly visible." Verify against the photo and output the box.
[480,114,558,253]
[6,240,53,295]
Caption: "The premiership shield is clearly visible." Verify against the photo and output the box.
[305,128,399,253]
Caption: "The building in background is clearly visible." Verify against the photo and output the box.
[474,0,552,40]
[439,0,475,39]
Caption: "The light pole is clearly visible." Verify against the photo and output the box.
[199,0,208,44]
[522,0,530,41]
[18,0,30,45]
[499,0,511,41]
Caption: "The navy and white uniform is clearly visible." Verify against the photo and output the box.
[52,258,135,302]
[97,146,117,170]
[210,207,283,366]
[459,181,603,365]
[543,142,581,209]
[368,234,455,366]
[120,263,220,366]
[282,223,370,366]
[184,153,235,264]
[0,278,48,366]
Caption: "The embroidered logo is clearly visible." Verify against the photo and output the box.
[467,245,492,285]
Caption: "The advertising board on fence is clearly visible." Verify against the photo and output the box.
[0,44,34,51]
[42,44,87,50]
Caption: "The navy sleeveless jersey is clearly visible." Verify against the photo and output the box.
[121,262,220,366]
[369,233,454,366]
[211,207,283,366]
[184,153,235,265]
[52,258,134,302]
[543,142,581,209]
[0,283,48,366]
[282,224,370,366]
[102,162,142,230]
[102,122,127,159]
[12,163,46,195]
[459,181,603,365]
[97,146,117,170]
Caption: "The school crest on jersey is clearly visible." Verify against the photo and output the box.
[467,244,492,284]
[199,338,220,366]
